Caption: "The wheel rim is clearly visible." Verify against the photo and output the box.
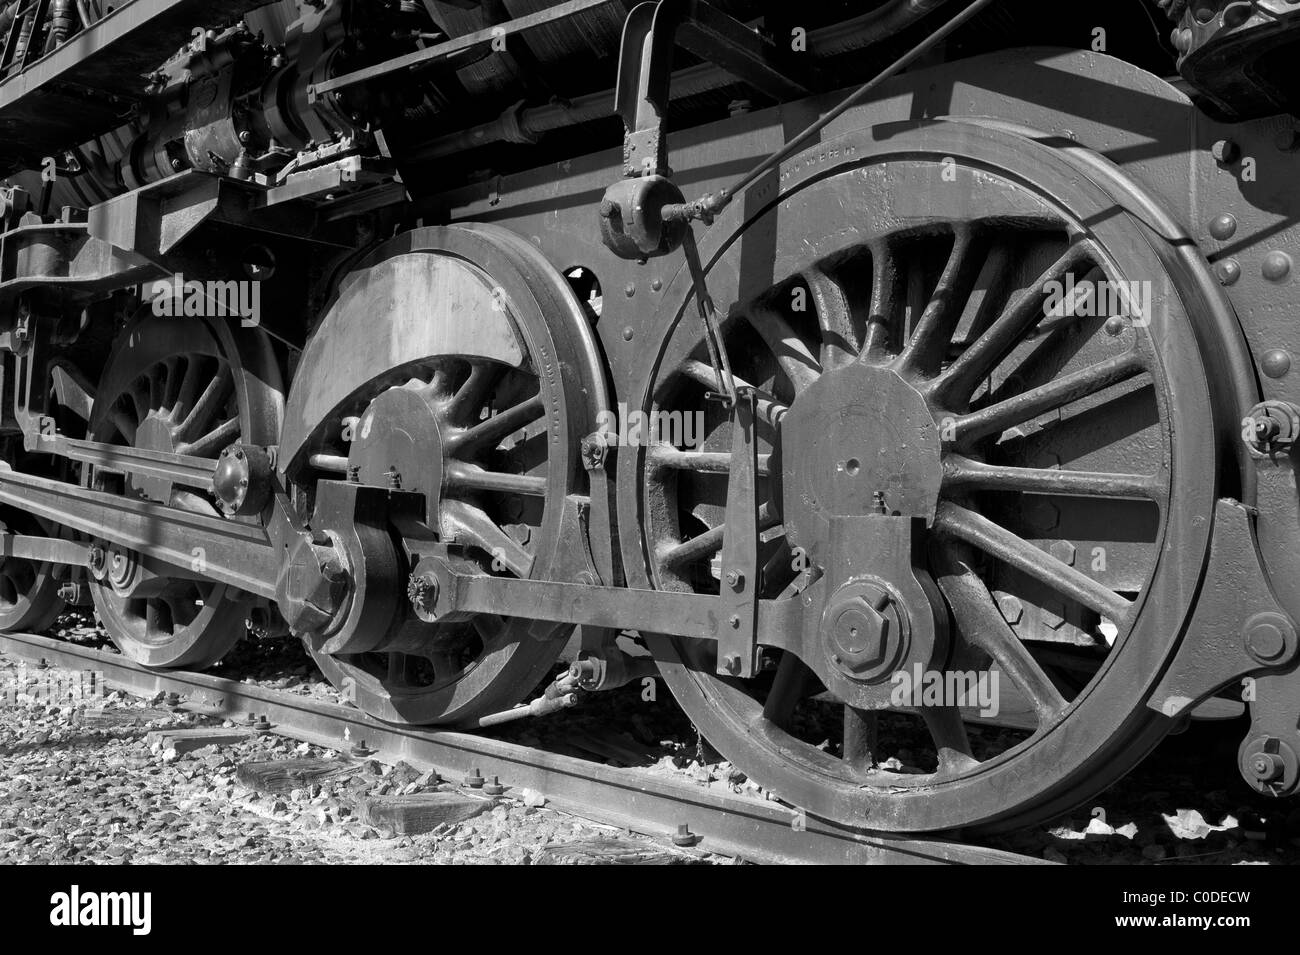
[86,313,282,669]
[286,225,606,724]
[621,121,1220,832]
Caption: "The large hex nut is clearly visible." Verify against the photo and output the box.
[822,582,907,684]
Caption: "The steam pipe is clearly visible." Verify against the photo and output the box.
[403,0,965,162]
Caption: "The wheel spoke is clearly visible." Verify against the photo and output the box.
[931,242,1096,405]
[935,550,1069,725]
[162,358,184,408]
[760,537,795,594]
[442,501,535,578]
[175,416,239,458]
[951,349,1146,445]
[761,651,813,727]
[660,503,777,569]
[646,446,772,476]
[678,360,788,428]
[176,366,232,440]
[933,501,1132,622]
[898,228,980,377]
[863,244,900,361]
[444,395,544,458]
[108,407,137,444]
[942,454,1162,501]
[742,305,820,394]
[804,267,857,371]
[129,381,150,423]
[445,362,504,425]
[175,357,203,416]
[842,705,877,772]
[444,461,548,496]
[920,707,978,776]
[148,365,166,410]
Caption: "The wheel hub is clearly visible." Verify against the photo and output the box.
[822,578,909,684]
[780,362,942,557]
[348,384,445,525]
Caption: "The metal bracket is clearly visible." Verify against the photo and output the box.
[716,388,760,677]
[0,533,89,567]
[614,0,813,179]
[1147,499,1298,717]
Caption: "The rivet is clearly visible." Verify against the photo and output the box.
[624,283,636,297]
[1215,258,1241,285]
[1262,251,1292,282]
[1208,213,1237,240]
[651,278,663,292]
[622,326,634,341]
[1211,139,1240,165]
[1275,128,1300,153]
[1104,316,1126,337]
[1262,349,1292,379]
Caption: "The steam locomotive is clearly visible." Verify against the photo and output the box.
[1,0,1298,833]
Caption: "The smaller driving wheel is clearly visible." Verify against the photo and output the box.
[84,312,282,669]
[0,506,64,633]
[283,225,608,724]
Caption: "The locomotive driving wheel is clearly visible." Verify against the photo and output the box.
[284,225,607,725]
[84,313,283,669]
[0,508,64,633]
[622,121,1223,833]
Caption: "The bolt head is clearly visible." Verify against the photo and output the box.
[1208,213,1238,240]
[407,573,440,616]
[1244,611,1294,663]
[1262,251,1293,283]
[1211,139,1240,164]
[1215,258,1241,286]
[995,592,1023,625]
[1050,540,1077,566]
[827,596,892,673]
[1262,349,1292,380]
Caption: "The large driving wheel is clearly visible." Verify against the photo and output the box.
[620,120,1224,833]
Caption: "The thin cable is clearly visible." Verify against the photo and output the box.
[704,0,998,216]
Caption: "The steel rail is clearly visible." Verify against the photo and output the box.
[0,630,1044,865]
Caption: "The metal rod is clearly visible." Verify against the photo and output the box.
[311,0,621,97]
[703,0,998,217]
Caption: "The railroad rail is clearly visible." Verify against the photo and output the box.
[0,630,1042,865]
